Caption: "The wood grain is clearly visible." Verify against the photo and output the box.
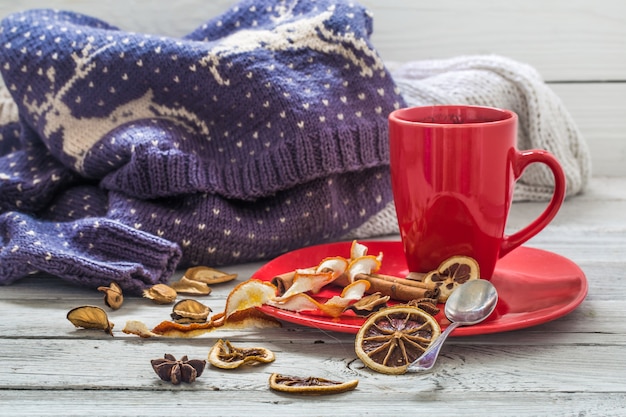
[1,0,623,81]
[0,1,625,414]
[1,178,625,415]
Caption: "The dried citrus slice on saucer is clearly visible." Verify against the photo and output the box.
[268,373,358,395]
[355,305,441,375]
[423,256,480,302]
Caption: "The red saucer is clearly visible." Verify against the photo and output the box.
[253,241,588,335]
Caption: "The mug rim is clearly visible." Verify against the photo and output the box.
[389,105,517,127]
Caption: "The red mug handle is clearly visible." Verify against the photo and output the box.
[500,149,566,258]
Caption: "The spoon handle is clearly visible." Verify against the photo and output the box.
[406,321,461,372]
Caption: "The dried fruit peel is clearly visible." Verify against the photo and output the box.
[423,256,480,302]
[269,373,358,395]
[355,305,441,375]
[224,279,278,318]
[208,339,275,369]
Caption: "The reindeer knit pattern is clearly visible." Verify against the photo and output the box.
[0,0,405,293]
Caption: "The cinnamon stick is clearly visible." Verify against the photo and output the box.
[270,270,296,295]
[270,266,318,295]
[349,273,439,302]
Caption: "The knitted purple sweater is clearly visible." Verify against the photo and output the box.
[0,0,404,293]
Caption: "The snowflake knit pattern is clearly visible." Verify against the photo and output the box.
[0,0,405,292]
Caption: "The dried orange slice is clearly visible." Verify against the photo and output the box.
[208,339,275,369]
[423,256,480,302]
[355,305,441,375]
[268,373,358,395]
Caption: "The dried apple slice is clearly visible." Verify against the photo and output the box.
[269,373,358,395]
[208,339,275,369]
[423,256,480,302]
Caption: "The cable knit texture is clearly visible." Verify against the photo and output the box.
[0,1,591,292]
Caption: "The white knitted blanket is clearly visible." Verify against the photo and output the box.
[348,55,592,238]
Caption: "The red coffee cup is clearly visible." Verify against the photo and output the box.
[389,105,566,278]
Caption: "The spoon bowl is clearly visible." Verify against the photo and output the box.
[407,279,498,372]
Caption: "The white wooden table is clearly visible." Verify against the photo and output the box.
[1,177,625,416]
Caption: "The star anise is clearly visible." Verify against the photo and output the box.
[150,354,206,385]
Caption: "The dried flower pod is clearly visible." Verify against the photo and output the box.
[170,299,212,324]
[184,266,237,285]
[150,354,206,385]
[97,282,124,310]
[407,297,441,316]
[170,277,212,295]
[344,292,389,316]
[143,283,177,304]
[66,305,114,336]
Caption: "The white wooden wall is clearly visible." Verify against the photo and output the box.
[1,0,624,176]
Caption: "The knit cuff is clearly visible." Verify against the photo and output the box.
[99,119,391,201]
[0,212,182,294]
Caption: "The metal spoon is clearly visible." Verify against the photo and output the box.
[407,279,498,372]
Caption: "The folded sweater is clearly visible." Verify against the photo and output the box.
[0,0,591,292]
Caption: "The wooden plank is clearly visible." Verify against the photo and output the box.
[361,0,626,81]
[0,338,624,392]
[0,391,625,417]
[0,0,624,81]
[550,83,626,177]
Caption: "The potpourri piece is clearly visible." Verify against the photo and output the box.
[150,354,206,385]
[208,339,275,369]
[269,373,359,395]
[97,282,124,310]
[354,305,441,375]
[66,305,114,336]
